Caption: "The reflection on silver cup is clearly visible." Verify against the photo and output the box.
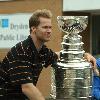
[49,16,92,100]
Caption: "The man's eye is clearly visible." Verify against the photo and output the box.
[43,26,52,29]
[43,26,48,29]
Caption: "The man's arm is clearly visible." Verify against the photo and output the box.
[84,53,100,76]
[22,83,45,100]
[55,52,60,59]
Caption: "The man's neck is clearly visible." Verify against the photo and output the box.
[30,34,44,51]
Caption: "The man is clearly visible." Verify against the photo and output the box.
[0,9,96,100]
[91,58,100,100]
[0,9,58,100]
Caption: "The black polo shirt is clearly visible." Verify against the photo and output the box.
[0,35,57,100]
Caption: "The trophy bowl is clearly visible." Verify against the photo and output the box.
[57,16,88,36]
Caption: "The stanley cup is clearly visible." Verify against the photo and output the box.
[49,16,92,100]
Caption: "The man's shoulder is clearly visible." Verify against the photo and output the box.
[11,37,31,55]
[3,39,32,63]
[96,58,100,69]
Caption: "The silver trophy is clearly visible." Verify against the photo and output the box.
[49,16,92,100]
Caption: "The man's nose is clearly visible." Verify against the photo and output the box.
[47,28,52,33]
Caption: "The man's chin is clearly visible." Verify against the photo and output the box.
[44,39,50,42]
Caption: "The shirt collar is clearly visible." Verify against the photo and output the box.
[28,35,46,54]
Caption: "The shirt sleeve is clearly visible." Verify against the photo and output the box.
[92,89,100,100]
[9,63,33,85]
[92,79,100,100]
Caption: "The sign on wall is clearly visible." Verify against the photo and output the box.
[0,13,32,48]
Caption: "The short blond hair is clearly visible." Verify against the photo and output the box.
[29,9,52,31]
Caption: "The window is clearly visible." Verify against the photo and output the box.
[92,15,100,58]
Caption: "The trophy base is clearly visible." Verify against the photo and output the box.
[46,97,92,100]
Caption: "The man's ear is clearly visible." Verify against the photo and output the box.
[31,26,36,32]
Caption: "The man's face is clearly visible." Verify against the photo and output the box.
[34,17,52,42]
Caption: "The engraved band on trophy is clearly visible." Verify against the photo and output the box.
[50,16,92,100]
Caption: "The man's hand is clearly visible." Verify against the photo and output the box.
[84,53,96,67]
[83,53,99,75]
[22,83,45,100]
